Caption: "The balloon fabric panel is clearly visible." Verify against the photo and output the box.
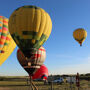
[0,16,16,65]
[0,16,8,50]
[17,46,46,75]
[17,46,46,67]
[0,35,16,65]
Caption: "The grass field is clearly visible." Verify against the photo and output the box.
[0,77,90,90]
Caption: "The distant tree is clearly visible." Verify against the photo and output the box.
[61,75,69,78]
[85,73,90,76]
[80,74,85,76]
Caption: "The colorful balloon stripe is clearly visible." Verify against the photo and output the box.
[0,16,9,51]
[1,36,6,39]
[2,27,8,31]
[0,29,2,32]
[0,45,3,47]
[6,37,10,40]
[0,41,4,45]
[0,27,2,29]
[0,16,16,66]
[3,20,8,24]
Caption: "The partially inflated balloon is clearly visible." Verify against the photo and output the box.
[17,46,46,75]
[9,5,52,58]
[0,16,16,65]
[73,28,87,46]
[32,64,48,80]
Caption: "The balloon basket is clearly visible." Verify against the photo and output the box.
[80,44,82,46]
[79,42,82,47]
[29,75,38,90]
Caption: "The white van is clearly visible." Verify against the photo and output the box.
[66,77,76,83]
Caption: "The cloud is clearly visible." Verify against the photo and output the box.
[55,54,73,58]
[49,63,90,75]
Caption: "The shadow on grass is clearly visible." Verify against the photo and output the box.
[0,84,30,87]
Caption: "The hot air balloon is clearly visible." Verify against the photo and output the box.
[9,5,52,58]
[0,16,16,65]
[73,28,87,46]
[17,46,46,76]
[32,64,48,80]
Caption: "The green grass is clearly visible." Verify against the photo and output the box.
[0,78,90,90]
[0,81,27,86]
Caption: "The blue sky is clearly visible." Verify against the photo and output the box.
[0,0,90,76]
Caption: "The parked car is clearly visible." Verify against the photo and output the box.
[53,78,64,84]
[48,77,64,84]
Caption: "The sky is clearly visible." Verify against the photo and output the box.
[0,0,90,76]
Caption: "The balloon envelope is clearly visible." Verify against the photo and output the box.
[32,64,48,80]
[73,28,87,46]
[0,16,16,65]
[9,5,52,58]
[17,46,46,75]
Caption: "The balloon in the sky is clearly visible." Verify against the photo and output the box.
[17,46,46,76]
[0,16,16,65]
[32,64,48,80]
[9,5,52,58]
[73,28,87,46]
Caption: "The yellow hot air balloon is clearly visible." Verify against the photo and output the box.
[9,5,52,58]
[0,16,16,65]
[73,28,87,46]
